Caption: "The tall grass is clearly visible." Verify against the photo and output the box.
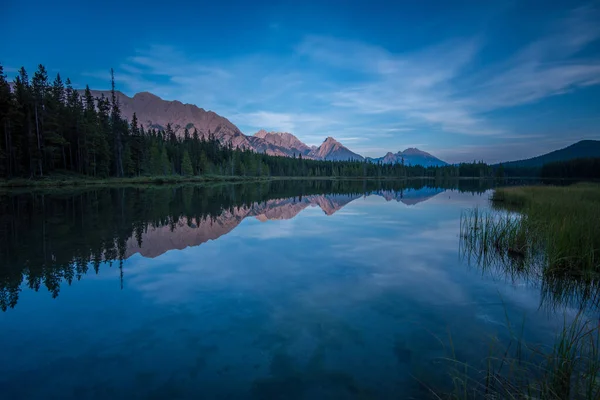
[450,183,600,399]
[491,184,600,276]
[461,184,600,289]
[460,208,544,277]
[460,208,600,313]
[438,313,600,399]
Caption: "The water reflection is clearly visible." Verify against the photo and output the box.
[0,179,488,311]
[0,179,578,399]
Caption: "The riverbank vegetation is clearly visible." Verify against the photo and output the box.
[462,184,600,278]
[454,183,600,399]
[491,184,600,275]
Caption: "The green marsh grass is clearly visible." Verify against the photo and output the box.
[449,184,600,399]
[461,184,600,297]
[491,184,600,276]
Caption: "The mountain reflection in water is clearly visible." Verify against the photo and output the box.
[0,179,485,311]
[1,178,584,399]
[126,189,443,259]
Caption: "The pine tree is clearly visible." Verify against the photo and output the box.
[160,146,170,175]
[0,64,14,177]
[110,68,124,177]
[31,65,48,176]
[198,150,209,175]
[123,144,134,176]
[139,125,149,175]
[46,73,68,170]
[149,142,161,175]
[181,150,193,176]
[191,128,200,174]
[14,67,35,176]
[130,112,142,175]
[96,94,112,177]
[83,86,99,175]
[65,79,84,173]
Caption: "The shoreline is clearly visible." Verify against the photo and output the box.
[0,175,500,190]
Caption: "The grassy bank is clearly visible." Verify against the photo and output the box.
[460,184,600,311]
[462,184,600,277]
[492,184,600,275]
[0,174,272,189]
[0,174,485,189]
[453,183,600,399]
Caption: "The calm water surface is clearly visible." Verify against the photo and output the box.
[0,180,573,399]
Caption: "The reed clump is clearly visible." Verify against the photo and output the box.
[450,184,600,399]
[439,313,600,399]
[465,183,600,276]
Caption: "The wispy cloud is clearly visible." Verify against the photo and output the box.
[462,5,600,111]
[300,5,600,137]
[85,4,600,159]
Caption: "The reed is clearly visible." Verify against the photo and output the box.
[437,313,600,399]
[462,184,600,280]
[448,183,600,399]
[491,184,600,275]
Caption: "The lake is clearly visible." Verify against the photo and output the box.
[0,180,580,399]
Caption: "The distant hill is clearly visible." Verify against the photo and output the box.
[498,140,600,168]
[368,148,447,167]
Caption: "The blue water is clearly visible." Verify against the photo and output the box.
[0,183,570,399]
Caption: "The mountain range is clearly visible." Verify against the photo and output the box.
[90,90,440,164]
[367,148,447,167]
[89,90,599,166]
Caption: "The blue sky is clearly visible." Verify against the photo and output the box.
[2,0,600,163]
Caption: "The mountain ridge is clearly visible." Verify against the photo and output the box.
[367,148,447,167]
[498,140,600,168]
[87,89,444,165]
[308,137,364,161]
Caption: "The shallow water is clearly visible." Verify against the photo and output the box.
[0,180,573,399]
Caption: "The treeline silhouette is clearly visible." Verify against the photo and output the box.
[540,158,600,180]
[497,158,600,179]
[2,64,598,181]
[0,64,503,180]
[0,179,491,311]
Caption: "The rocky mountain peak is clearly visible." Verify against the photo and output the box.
[80,89,446,166]
[254,129,270,138]
[371,147,446,166]
[251,130,311,157]
[308,137,363,161]
[402,148,427,155]
[133,91,161,101]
